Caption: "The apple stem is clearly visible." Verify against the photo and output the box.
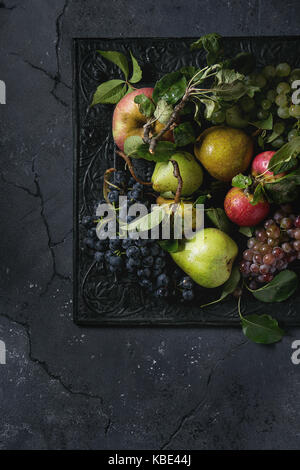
[116,150,152,186]
[170,159,183,206]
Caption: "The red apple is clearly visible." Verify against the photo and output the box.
[112,87,173,151]
[251,151,285,180]
[224,187,270,227]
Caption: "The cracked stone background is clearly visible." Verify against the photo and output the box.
[0,0,300,451]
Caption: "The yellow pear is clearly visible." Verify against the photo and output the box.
[194,126,253,182]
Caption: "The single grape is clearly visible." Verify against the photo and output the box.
[182,290,194,301]
[260,244,272,255]
[293,240,300,251]
[276,82,291,94]
[255,228,267,242]
[253,242,262,253]
[263,65,276,78]
[253,253,263,264]
[267,238,277,247]
[282,242,292,253]
[260,264,270,274]
[179,276,193,290]
[273,211,284,223]
[276,259,288,270]
[289,104,300,119]
[289,68,300,83]
[249,280,258,290]
[272,247,284,259]
[261,99,272,111]
[255,74,267,88]
[294,229,300,240]
[295,216,300,228]
[287,228,296,238]
[243,249,254,261]
[263,253,275,265]
[276,63,291,77]
[240,261,251,274]
[277,106,290,119]
[257,109,269,120]
[275,94,288,107]
[155,287,168,298]
[247,237,256,249]
[250,263,260,274]
[264,219,275,229]
[280,217,293,229]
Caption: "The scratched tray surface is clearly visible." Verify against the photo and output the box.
[73,36,300,326]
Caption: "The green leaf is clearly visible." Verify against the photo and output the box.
[159,239,179,253]
[206,207,232,233]
[251,270,298,303]
[173,122,195,147]
[232,173,252,189]
[129,51,142,83]
[91,79,126,105]
[180,66,198,80]
[154,99,173,124]
[190,33,222,65]
[200,98,216,119]
[214,80,258,102]
[124,136,144,157]
[251,113,273,130]
[268,137,300,175]
[98,50,129,79]
[193,194,209,206]
[134,93,155,118]
[135,141,177,162]
[153,72,187,105]
[239,226,254,237]
[241,314,284,344]
[126,206,166,232]
[193,101,202,127]
[215,68,244,84]
[200,266,241,308]
[250,184,265,205]
[264,177,300,204]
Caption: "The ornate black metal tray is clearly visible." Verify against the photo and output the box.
[73,36,300,326]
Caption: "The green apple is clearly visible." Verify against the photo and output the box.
[151,151,203,196]
[171,228,238,288]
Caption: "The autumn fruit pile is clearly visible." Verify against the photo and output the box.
[82,33,300,344]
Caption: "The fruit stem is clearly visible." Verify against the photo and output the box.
[116,150,152,186]
[170,159,183,206]
[103,168,116,204]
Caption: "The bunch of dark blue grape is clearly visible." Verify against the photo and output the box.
[81,169,195,301]
[240,204,300,289]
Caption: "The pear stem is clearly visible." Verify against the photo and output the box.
[116,150,152,186]
[170,159,183,206]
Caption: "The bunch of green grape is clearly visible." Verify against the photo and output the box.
[208,62,300,148]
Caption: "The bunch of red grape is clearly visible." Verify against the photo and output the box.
[240,205,300,289]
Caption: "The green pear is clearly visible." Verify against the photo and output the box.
[151,151,203,196]
[171,228,238,288]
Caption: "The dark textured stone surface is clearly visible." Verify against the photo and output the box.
[0,0,300,450]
